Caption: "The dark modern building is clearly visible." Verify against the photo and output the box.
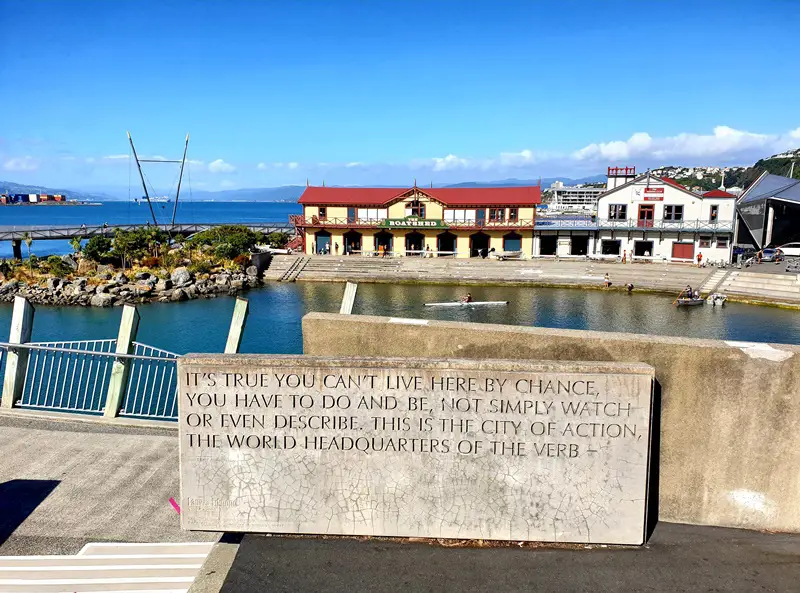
[735,172,800,248]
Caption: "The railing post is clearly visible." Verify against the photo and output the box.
[1,296,35,408]
[103,304,140,418]
[224,297,249,354]
[339,281,358,315]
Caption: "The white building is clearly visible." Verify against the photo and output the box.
[595,171,735,262]
[548,181,606,212]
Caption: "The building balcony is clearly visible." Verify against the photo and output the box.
[291,216,537,231]
[598,219,734,232]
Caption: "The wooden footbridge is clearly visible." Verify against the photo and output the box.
[0,222,294,258]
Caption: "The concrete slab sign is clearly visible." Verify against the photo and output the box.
[178,356,654,545]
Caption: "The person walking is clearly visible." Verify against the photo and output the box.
[334,243,339,256]
[696,252,703,267]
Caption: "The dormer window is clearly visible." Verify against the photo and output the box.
[405,200,426,218]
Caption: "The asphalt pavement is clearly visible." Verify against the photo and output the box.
[219,523,800,593]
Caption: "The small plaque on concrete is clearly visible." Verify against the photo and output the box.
[178,356,654,545]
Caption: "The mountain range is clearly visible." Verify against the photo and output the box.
[2,150,797,203]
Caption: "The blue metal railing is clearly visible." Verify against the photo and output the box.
[119,342,179,421]
[19,339,117,414]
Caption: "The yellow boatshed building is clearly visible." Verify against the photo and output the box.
[294,184,541,258]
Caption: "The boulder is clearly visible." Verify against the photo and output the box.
[77,258,97,275]
[231,279,244,289]
[73,277,88,288]
[171,267,193,287]
[90,293,115,307]
[134,283,153,296]
[97,264,114,274]
[185,284,198,298]
[215,273,231,286]
[95,284,108,294]
[97,272,112,281]
[245,265,259,277]
[46,278,62,291]
[109,287,121,295]
[0,280,19,294]
[155,278,173,292]
[170,288,188,302]
[113,271,129,284]
[60,255,78,270]
[135,271,151,281]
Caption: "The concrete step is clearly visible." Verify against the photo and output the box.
[0,542,213,593]
[724,288,800,301]
[79,543,215,557]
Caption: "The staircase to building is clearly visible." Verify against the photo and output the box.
[718,271,800,303]
[0,541,214,592]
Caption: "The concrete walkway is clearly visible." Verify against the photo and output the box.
[0,413,217,556]
[219,523,800,593]
[267,255,800,306]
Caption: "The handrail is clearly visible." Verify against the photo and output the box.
[0,341,177,361]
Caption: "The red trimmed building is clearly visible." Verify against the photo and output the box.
[294,184,541,257]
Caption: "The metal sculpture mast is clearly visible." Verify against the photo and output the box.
[172,133,190,224]
[126,131,189,226]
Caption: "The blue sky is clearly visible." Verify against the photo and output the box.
[1,0,799,193]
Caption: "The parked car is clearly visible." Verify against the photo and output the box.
[776,242,800,257]
[759,248,782,263]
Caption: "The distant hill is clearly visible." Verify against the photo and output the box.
[0,180,112,201]
[444,175,605,188]
[654,148,800,192]
[188,186,305,202]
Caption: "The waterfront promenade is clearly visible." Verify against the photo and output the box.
[265,255,800,306]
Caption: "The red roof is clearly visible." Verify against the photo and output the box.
[298,185,541,207]
[702,189,736,199]
[660,177,686,189]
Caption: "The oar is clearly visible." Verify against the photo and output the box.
[672,292,682,305]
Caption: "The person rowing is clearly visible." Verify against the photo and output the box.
[460,292,473,303]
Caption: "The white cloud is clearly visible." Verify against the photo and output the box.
[571,126,797,163]
[187,159,204,166]
[208,158,236,173]
[287,162,299,170]
[432,154,470,171]
[346,161,363,168]
[257,162,267,170]
[85,157,96,164]
[103,154,129,160]
[3,156,38,171]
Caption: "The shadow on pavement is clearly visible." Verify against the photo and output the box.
[646,379,662,541]
[0,479,60,546]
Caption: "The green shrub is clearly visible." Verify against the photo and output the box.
[84,236,113,262]
[213,243,240,260]
[28,254,40,269]
[188,225,260,257]
[46,255,72,278]
[267,231,289,248]
[189,260,212,275]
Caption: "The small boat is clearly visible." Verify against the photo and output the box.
[675,297,705,307]
[424,301,509,307]
[707,293,727,306]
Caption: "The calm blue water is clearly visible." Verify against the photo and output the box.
[0,201,301,258]
[0,283,797,355]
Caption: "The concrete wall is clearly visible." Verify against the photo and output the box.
[302,312,800,534]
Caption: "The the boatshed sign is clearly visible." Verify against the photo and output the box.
[380,217,448,229]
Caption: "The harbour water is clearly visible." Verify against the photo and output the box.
[0,201,302,258]
[1,283,797,355]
